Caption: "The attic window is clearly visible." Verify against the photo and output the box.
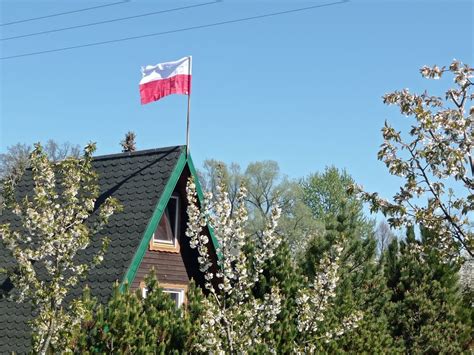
[150,195,180,252]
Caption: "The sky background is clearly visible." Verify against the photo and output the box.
[0,0,473,214]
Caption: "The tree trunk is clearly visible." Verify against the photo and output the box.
[39,318,55,355]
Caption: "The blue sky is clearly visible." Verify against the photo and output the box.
[0,0,473,204]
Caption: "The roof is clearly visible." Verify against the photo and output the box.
[0,145,186,353]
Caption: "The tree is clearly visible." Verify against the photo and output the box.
[384,226,472,352]
[0,139,80,182]
[253,239,302,353]
[299,164,396,353]
[185,170,361,353]
[0,143,30,182]
[199,159,321,255]
[73,272,204,353]
[120,131,137,153]
[301,166,374,238]
[0,143,121,354]
[353,60,474,260]
[375,220,396,256]
[300,207,398,353]
[186,175,283,352]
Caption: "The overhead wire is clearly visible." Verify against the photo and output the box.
[0,0,131,27]
[0,1,222,41]
[0,0,349,61]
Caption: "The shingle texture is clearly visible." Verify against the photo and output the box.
[0,146,184,354]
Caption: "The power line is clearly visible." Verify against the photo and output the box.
[1,1,221,41]
[0,0,131,27]
[0,0,349,61]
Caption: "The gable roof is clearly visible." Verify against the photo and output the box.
[0,145,191,353]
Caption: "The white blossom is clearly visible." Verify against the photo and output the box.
[186,173,283,353]
[353,60,474,262]
[0,143,120,354]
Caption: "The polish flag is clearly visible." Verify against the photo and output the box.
[139,56,191,105]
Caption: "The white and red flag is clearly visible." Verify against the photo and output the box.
[139,56,192,105]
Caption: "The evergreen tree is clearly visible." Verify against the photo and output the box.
[384,226,473,353]
[72,272,204,353]
[252,240,303,353]
[301,207,400,353]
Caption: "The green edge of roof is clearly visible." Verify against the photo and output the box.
[120,148,218,290]
[187,153,219,250]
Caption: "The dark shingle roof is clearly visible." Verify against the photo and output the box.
[0,145,184,353]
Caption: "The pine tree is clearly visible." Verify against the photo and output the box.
[72,271,204,353]
[252,240,303,353]
[120,131,137,153]
[384,226,473,353]
[301,207,400,353]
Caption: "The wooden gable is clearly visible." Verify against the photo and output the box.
[130,165,216,292]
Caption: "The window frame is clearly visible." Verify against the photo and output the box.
[150,195,180,252]
[139,281,187,308]
[163,287,186,308]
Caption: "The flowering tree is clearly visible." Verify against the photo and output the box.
[353,60,473,261]
[296,240,363,352]
[186,175,282,352]
[0,143,121,354]
[186,171,362,352]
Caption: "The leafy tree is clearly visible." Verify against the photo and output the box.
[73,272,204,353]
[0,143,121,354]
[301,166,374,238]
[384,226,473,352]
[199,159,243,210]
[199,159,321,255]
[354,60,474,260]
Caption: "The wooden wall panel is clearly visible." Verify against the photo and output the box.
[131,166,216,291]
[131,250,189,289]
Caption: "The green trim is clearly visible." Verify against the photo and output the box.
[186,153,219,251]
[120,149,187,290]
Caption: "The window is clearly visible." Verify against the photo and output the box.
[163,288,185,308]
[150,195,180,252]
[139,281,187,308]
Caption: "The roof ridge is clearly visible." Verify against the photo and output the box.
[93,145,185,161]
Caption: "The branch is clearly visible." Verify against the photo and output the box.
[405,142,473,256]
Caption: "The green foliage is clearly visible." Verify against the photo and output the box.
[253,240,303,353]
[199,159,321,256]
[73,272,204,354]
[301,166,374,235]
[384,226,473,353]
[301,206,400,353]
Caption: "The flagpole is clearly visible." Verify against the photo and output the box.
[186,56,192,157]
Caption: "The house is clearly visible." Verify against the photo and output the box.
[0,145,217,353]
